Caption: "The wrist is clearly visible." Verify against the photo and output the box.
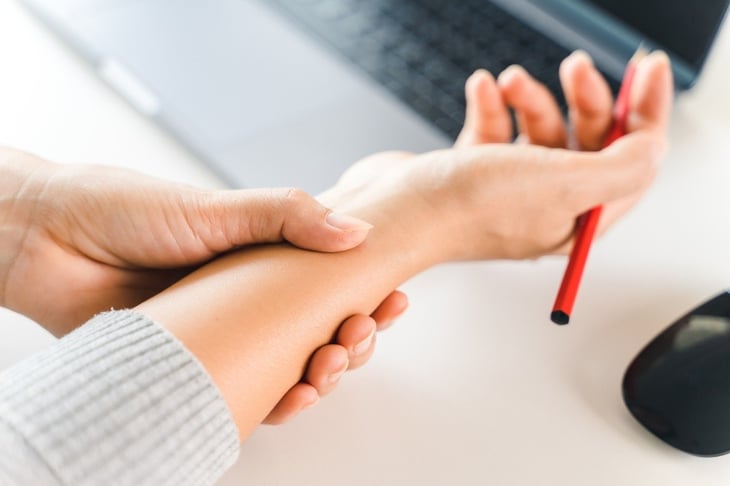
[0,148,55,309]
[319,163,452,273]
[347,201,443,273]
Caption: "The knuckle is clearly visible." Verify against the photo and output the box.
[281,187,314,212]
[283,186,306,202]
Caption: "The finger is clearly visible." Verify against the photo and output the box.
[304,344,349,396]
[628,51,674,134]
[576,53,673,235]
[347,334,376,371]
[336,314,377,370]
[193,187,374,254]
[497,65,567,147]
[591,51,673,236]
[262,383,319,425]
[559,50,614,150]
[455,69,512,147]
[555,130,666,213]
[370,290,409,331]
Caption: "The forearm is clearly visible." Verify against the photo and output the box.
[136,202,439,440]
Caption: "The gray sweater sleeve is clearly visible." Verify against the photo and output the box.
[0,310,240,486]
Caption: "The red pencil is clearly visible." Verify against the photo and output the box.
[550,47,647,325]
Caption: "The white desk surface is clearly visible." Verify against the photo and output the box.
[2,1,730,484]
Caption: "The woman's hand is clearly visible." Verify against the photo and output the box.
[0,150,408,424]
[262,289,407,424]
[251,46,674,428]
[0,152,382,333]
[320,51,673,266]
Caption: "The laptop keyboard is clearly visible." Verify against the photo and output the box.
[267,0,619,140]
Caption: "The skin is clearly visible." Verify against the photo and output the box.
[132,51,673,440]
[0,153,407,425]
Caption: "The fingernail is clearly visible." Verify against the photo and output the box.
[650,50,671,66]
[304,395,320,409]
[571,49,593,65]
[326,212,373,232]
[497,64,525,85]
[353,331,375,356]
[467,69,487,90]
[328,361,348,384]
[471,68,492,81]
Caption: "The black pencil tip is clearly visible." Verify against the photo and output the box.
[551,310,570,325]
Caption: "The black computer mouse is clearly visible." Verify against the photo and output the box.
[622,291,730,456]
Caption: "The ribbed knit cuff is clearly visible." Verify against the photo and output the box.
[0,310,239,486]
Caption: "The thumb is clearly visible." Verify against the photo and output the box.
[558,130,667,213]
[193,187,373,253]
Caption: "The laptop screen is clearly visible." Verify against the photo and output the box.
[583,0,729,71]
[532,0,729,87]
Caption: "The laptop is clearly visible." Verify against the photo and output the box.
[20,0,729,194]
